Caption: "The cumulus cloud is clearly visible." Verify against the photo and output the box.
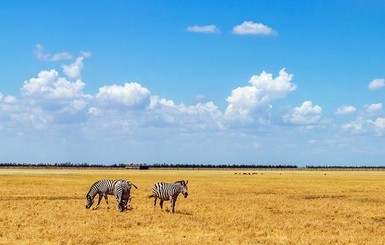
[0,93,17,111]
[62,57,85,79]
[95,82,151,109]
[9,45,385,164]
[22,69,58,95]
[368,78,385,91]
[342,117,367,134]
[87,107,102,116]
[340,103,384,135]
[335,105,356,115]
[147,96,223,129]
[366,103,382,114]
[186,24,219,33]
[22,69,86,100]
[19,56,224,131]
[0,93,16,104]
[80,51,92,58]
[371,118,385,135]
[225,69,296,121]
[232,21,277,35]
[19,66,90,129]
[34,44,72,61]
[283,101,322,125]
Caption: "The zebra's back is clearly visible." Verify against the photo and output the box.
[89,179,118,196]
[152,182,179,200]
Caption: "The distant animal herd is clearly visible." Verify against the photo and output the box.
[85,179,189,213]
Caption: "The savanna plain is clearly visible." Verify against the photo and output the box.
[1,169,385,244]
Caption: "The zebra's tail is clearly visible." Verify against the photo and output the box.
[131,183,138,189]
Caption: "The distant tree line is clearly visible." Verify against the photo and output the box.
[306,165,385,169]
[0,162,126,168]
[149,163,298,169]
[1,162,384,169]
[0,162,297,169]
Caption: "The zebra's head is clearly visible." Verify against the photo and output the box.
[118,196,132,212]
[178,180,188,198]
[85,194,94,209]
[118,202,125,212]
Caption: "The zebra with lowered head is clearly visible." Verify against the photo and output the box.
[85,179,138,210]
[149,180,188,213]
[113,179,135,212]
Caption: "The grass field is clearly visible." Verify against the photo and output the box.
[1,169,385,244]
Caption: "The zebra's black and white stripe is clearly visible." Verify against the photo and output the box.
[149,180,189,213]
[85,179,138,210]
[113,180,134,212]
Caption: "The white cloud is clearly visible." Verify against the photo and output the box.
[95,82,151,109]
[0,93,17,111]
[146,96,223,130]
[13,108,53,129]
[186,25,219,33]
[0,93,16,104]
[369,118,385,136]
[87,107,102,116]
[62,57,84,79]
[373,118,385,129]
[341,115,370,135]
[340,103,384,135]
[8,45,385,164]
[368,78,385,91]
[34,44,72,61]
[225,69,296,121]
[283,101,322,125]
[22,69,86,100]
[366,103,382,114]
[80,51,92,58]
[22,69,59,95]
[19,67,90,129]
[335,105,356,115]
[232,21,277,35]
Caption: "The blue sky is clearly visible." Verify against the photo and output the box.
[1,1,385,165]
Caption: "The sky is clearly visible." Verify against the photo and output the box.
[1,0,385,166]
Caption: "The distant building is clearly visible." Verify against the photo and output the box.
[125,164,149,170]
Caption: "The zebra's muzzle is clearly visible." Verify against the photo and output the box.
[183,193,188,198]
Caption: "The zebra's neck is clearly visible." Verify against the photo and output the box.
[87,185,99,198]
[173,184,183,195]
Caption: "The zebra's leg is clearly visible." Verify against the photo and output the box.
[126,196,132,210]
[94,194,103,209]
[160,200,164,210]
[170,198,175,213]
[153,197,157,208]
[104,194,110,209]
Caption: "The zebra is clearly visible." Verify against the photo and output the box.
[85,179,138,210]
[113,179,135,212]
[149,180,189,213]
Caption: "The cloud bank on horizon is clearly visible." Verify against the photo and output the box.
[1,42,385,165]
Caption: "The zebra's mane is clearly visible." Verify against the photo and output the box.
[174,180,186,185]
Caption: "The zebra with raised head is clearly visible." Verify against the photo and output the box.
[113,179,135,212]
[85,179,138,210]
[149,180,188,213]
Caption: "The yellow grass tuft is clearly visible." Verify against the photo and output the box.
[1,169,385,244]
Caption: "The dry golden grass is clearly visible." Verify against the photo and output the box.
[1,169,385,244]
